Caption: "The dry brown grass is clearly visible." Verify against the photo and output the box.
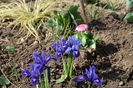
[0,0,57,44]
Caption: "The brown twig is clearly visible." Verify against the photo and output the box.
[79,0,88,23]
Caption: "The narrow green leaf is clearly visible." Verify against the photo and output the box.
[81,35,87,46]
[89,40,96,50]
[62,57,68,76]
[56,75,67,83]
[69,59,74,78]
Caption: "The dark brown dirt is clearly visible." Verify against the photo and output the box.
[91,14,133,88]
[0,0,133,88]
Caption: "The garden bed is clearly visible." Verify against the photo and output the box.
[0,0,133,88]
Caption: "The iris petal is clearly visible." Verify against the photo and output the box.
[47,53,56,62]
[85,67,92,80]
[31,77,39,85]
[41,51,46,63]
[32,52,40,58]
[33,52,42,64]
[76,75,87,82]
[72,50,80,58]
[72,45,79,50]
[94,79,103,85]
[53,42,58,49]
[56,51,62,59]
[65,47,72,54]
[21,68,31,77]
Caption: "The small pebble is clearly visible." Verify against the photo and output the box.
[119,81,124,86]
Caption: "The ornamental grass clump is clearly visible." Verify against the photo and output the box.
[53,36,82,83]
[0,0,56,44]
[22,51,55,88]
[76,66,103,88]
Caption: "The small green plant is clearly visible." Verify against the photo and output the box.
[124,0,133,23]
[88,4,99,21]
[0,0,57,44]
[0,75,10,87]
[53,36,82,83]
[47,5,84,39]
[75,31,99,50]
[0,68,11,87]
[11,60,20,81]
[106,0,119,11]
[47,12,72,40]
[124,12,133,23]
[6,45,15,54]
[74,24,99,50]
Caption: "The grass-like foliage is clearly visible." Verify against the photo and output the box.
[88,4,100,21]
[0,0,56,44]
[106,0,119,11]
[47,5,84,39]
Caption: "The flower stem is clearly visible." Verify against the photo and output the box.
[69,58,74,78]
[62,57,68,76]
[44,70,49,88]
[67,55,73,78]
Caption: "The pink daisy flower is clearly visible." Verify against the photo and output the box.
[75,24,88,32]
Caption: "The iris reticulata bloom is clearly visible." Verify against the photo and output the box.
[65,36,82,57]
[53,36,82,58]
[22,51,55,85]
[76,66,103,85]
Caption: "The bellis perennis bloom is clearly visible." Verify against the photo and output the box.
[76,66,103,85]
[22,51,55,85]
[75,24,88,32]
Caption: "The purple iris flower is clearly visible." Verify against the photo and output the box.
[22,51,55,85]
[76,66,103,85]
[53,36,82,58]
[65,36,82,58]
[68,36,81,47]
[53,37,69,59]
[60,37,69,52]
[56,47,63,59]
[21,65,40,85]
[32,51,55,64]
[72,48,80,57]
